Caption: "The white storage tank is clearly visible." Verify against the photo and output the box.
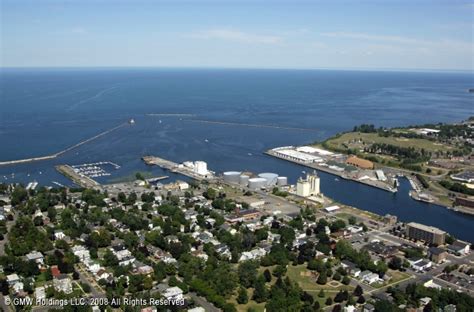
[277,176,288,186]
[258,173,279,186]
[248,178,267,190]
[239,175,250,186]
[223,171,241,184]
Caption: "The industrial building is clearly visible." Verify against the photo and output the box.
[223,171,241,184]
[258,173,279,186]
[296,171,320,197]
[182,161,209,176]
[346,156,374,169]
[272,147,323,163]
[248,178,267,190]
[406,222,446,245]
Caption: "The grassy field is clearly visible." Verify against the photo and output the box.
[322,132,453,154]
[286,265,353,292]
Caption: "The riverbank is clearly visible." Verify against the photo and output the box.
[265,149,397,193]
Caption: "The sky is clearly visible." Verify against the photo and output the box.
[1,0,473,71]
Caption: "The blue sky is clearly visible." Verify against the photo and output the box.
[1,0,473,70]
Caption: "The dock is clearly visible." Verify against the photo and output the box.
[142,156,214,181]
[55,165,101,189]
[265,149,397,193]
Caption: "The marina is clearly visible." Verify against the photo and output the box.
[55,164,101,189]
[71,161,121,178]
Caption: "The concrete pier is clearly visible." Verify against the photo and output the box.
[55,165,101,189]
[142,156,214,181]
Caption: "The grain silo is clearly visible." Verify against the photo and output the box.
[258,173,279,186]
[223,171,241,184]
[248,178,267,190]
[277,176,288,186]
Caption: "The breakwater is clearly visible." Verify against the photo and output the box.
[0,122,128,166]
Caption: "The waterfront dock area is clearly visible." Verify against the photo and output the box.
[266,148,397,193]
[142,156,215,181]
[55,165,101,189]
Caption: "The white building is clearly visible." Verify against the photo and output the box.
[296,171,320,197]
[193,161,208,176]
[162,286,184,301]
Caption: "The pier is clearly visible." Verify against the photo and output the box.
[265,149,397,193]
[56,165,101,189]
[0,122,128,166]
[184,119,320,132]
[142,156,214,181]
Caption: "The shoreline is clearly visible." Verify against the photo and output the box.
[264,150,397,193]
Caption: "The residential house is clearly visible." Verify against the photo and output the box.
[360,270,380,284]
[25,251,44,265]
[162,286,184,301]
[428,247,448,263]
[447,240,470,255]
[341,260,361,277]
[53,274,73,294]
[6,274,20,286]
[35,286,46,301]
[409,258,432,272]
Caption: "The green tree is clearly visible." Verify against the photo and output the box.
[237,287,249,304]
[252,276,268,303]
[317,270,327,285]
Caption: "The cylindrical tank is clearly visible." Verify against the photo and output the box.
[223,171,241,184]
[248,178,267,190]
[277,176,288,186]
[258,173,279,186]
[239,175,250,186]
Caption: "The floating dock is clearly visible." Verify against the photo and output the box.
[56,165,101,189]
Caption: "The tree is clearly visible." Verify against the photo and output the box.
[252,276,268,303]
[263,269,272,283]
[389,256,403,270]
[238,261,259,288]
[357,295,365,304]
[342,276,351,285]
[334,291,345,303]
[353,285,363,297]
[237,287,249,304]
[325,297,333,306]
[317,271,327,285]
[318,289,325,298]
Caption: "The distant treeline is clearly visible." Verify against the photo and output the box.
[440,180,474,196]
[364,143,430,164]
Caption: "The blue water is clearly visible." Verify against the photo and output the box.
[1,68,473,241]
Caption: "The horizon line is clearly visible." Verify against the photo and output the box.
[0,65,473,74]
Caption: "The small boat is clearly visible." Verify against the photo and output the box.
[248,153,252,156]
[335,178,339,181]
[159,120,162,123]
[204,139,209,143]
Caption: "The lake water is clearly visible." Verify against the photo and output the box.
[1,68,473,241]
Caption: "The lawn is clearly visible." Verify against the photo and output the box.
[323,132,453,154]
[286,265,353,292]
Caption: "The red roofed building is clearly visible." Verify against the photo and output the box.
[51,265,60,278]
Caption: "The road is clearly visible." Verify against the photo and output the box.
[188,292,221,312]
